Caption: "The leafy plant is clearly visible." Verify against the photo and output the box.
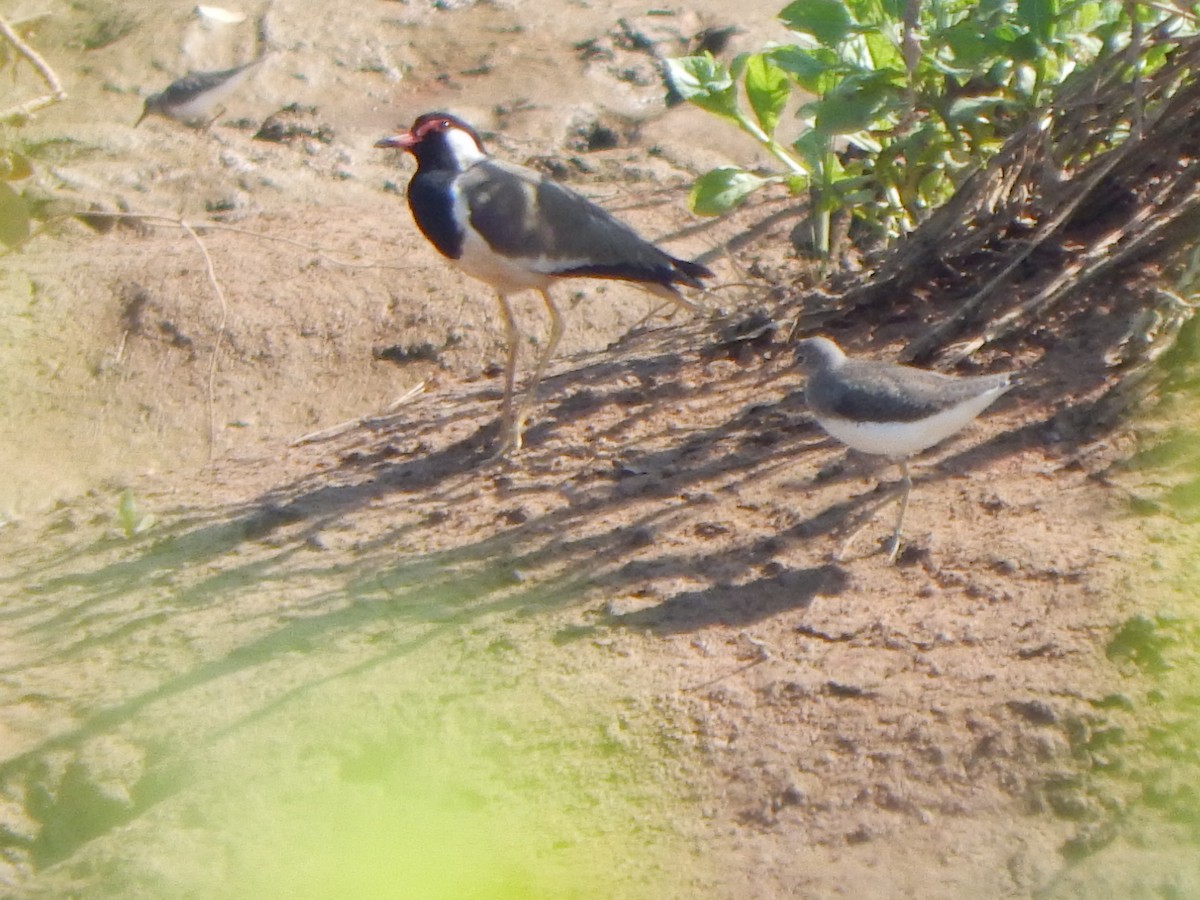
[116,489,157,538]
[667,0,1195,258]
[0,147,33,247]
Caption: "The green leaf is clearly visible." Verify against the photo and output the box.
[689,167,768,215]
[784,173,810,196]
[986,58,1014,85]
[769,46,840,93]
[946,94,1014,124]
[744,53,790,135]
[665,56,739,120]
[1013,61,1037,96]
[0,183,30,248]
[990,23,1021,43]
[116,489,156,537]
[791,130,849,186]
[779,0,855,47]
[1009,32,1044,62]
[812,72,899,134]
[832,173,881,207]
[791,130,828,176]
[0,150,33,181]
[1018,0,1059,44]
[942,21,989,68]
[844,0,885,23]
[917,169,951,204]
[863,29,905,72]
[117,489,138,537]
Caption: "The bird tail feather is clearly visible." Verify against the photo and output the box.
[670,257,713,289]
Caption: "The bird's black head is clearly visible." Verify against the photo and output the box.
[374,112,486,172]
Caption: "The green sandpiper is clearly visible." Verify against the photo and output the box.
[795,335,1016,562]
[136,56,264,128]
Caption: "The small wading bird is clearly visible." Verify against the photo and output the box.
[375,112,713,456]
[794,335,1016,562]
[136,56,265,128]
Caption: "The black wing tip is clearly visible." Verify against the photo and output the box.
[670,256,713,289]
[554,257,712,291]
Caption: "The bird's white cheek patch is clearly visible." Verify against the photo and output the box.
[818,387,1008,458]
[443,128,486,168]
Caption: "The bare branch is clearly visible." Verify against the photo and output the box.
[0,13,67,124]
[175,220,230,459]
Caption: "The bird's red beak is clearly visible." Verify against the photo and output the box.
[374,129,416,151]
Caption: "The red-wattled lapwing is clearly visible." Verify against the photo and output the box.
[794,336,1016,562]
[375,112,713,456]
[136,56,265,128]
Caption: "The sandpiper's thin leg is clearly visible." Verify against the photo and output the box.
[885,460,912,563]
[493,292,522,455]
[833,506,873,562]
[507,289,565,443]
[200,105,227,131]
[834,488,892,561]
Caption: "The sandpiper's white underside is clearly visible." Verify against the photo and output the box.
[815,384,1009,459]
[169,68,256,119]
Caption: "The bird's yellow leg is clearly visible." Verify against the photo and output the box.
[492,292,523,456]
[507,290,565,446]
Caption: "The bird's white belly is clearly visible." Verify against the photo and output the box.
[455,227,553,293]
[173,70,253,118]
[815,387,1007,458]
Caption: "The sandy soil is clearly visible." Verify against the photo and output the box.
[2,1,1198,897]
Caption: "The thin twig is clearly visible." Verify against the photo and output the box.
[0,13,66,123]
[681,656,768,693]
[176,220,229,458]
[1128,0,1145,140]
[31,211,239,454]
[4,207,433,457]
[290,381,429,446]
[24,209,418,272]
[178,220,418,272]
[964,190,1200,356]
[902,140,1133,363]
[4,208,424,277]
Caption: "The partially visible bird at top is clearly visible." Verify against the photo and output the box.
[136,55,265,128]
[375,111,713,457]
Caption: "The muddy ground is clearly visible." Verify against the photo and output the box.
[2,1,1199,897]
